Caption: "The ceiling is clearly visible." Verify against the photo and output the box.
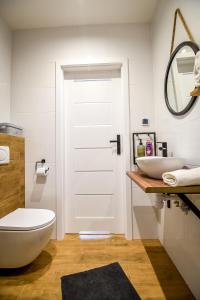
[0,0,158,30]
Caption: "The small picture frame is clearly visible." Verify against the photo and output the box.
[132,132,156,165]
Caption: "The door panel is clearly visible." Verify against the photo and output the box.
[64,73,123,233]
[72,126,112,148]
[72,103,112,126]
[74,172,114,195]
[69,80,116,103]
[73,148,113,171]
[74,195,113,218]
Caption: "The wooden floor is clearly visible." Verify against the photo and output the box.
[0,235,194,300]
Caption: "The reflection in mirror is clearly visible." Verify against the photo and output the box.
[167,46,195,112]
[165,41,199,116]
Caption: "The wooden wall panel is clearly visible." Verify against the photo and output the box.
[0,134,25,218]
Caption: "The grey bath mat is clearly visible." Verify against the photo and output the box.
[61,262,141,300]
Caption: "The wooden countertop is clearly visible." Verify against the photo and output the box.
[127,171,200,194]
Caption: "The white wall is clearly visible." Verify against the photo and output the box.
[0,16,12,122]
[151,0,200,298]
[11,23,156,239]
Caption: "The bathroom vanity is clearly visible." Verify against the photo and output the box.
[127,171,200,219]
[127,171,200,194]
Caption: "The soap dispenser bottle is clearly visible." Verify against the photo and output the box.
[137,139,145,157]
[146,137,153,156]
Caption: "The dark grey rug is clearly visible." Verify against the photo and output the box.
[61,262,141,300]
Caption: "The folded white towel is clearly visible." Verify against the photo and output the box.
[162,167,200,187]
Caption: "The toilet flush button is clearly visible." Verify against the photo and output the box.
[0,146,10,164]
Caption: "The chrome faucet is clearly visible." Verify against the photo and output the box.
[157,142,168,157]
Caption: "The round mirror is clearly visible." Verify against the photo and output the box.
[164,41,199,116]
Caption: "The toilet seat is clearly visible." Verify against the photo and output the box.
[0,208,55,231]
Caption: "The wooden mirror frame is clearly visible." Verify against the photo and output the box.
[164,41,199,116]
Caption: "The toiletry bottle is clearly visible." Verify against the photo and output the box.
[137,139,145,157]
[146,137,153,156]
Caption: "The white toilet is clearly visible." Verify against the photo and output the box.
[0,208,56,268]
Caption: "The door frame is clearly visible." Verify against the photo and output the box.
[55,58,132,240]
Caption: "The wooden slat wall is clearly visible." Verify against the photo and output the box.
[0,134,25,218]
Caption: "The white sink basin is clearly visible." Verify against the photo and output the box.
[136,156,184,179]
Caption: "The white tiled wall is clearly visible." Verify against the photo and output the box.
[11,61,57,237]
[151,0,200,298]
[11,23,156,239]
[0,16,12,122]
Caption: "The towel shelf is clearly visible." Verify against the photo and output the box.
[127,171,200,194]
[127,171,200,220]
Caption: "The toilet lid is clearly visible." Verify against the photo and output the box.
[0,208,56,231]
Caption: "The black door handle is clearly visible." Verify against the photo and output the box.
[109,134,121,155]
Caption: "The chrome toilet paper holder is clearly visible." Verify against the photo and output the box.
[35,159,46,171]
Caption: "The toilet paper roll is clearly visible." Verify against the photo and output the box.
[36,165,49,176]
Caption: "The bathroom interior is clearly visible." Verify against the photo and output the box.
[0,0,200,299]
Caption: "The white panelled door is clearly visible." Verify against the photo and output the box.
[64,70,124,233]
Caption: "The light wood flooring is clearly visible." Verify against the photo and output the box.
[0,235,194,300]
